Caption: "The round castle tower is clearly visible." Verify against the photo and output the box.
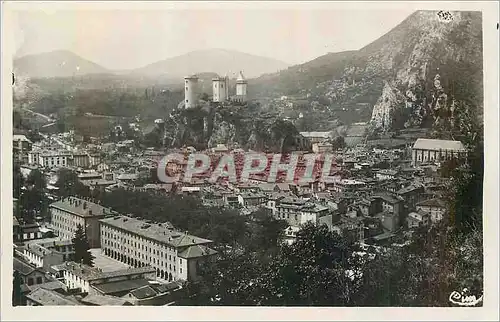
[184,75,199,109]
[235,71,247,102]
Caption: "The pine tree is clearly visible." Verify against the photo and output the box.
[12,271,23,306]
[13,160,24,199]
[72,224,95,266]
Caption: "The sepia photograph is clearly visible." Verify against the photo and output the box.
[1,1,499,320]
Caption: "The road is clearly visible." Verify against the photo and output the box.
[20,107,53,122]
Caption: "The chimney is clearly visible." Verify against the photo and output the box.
[88,210,92,216]
[83,202,87,209]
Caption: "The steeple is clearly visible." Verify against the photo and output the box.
[235,71,248,103]
[236,71,247,83]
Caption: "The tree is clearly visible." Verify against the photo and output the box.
[19,169,47,223]
[55,118,67,133]
[12,271,23,306]
[55,169,90,198]
[72,224,95,266]
[26,130,43,143]
[193,250,265,306]
[200,93,209,101]
[99,189,250,247]
[331,135,346,150]
[246,209,287,254]
[194,222,359,306]
[447,140,483,234]
[82,135,91,143]
[350,203,484,308]
[26,168,46,190]
[143,129,161,148]
[13,160,24,199]
[260,223,357,306]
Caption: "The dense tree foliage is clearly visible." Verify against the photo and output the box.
[191,223,360,306]
[13,160,24,199]
[12,271,23,306]
[246,209,287,254]
[19,169,48,223]
[28,88,183,120]
[99,188,249,247]
[55,168,91,199]
[72,224,95,266]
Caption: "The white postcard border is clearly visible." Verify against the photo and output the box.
[1,1,498,321]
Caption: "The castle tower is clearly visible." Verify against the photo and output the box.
[224,75,229,100]
[212,76,228,103]
[184,75,199,109]
[236,71,248,103]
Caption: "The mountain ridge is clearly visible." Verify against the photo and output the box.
[131,48,289,79]
[14,48,289,80]
[14,50,111,78]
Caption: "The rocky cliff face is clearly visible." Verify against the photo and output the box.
[370,81,405,129]
[165,104,311,153]
[366,11,482,131]
[251,11,483,132]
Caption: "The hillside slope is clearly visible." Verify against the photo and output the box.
[250,10,483,131]
[14,50,110,78]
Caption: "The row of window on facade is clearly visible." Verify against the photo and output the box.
[102,231,178,255]
[21,232,42,240]
[415,151,463,162]
[278,213,299,221]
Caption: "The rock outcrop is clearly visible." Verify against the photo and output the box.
[165,103,310,153]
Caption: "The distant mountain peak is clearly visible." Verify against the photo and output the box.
[14,50,109,78]
[132,49,289,79]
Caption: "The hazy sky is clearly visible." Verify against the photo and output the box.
[12,5,415,70]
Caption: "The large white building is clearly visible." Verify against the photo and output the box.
[28,148,101,169]
[28,149,72,168]
[99,215,217,282]
[411,138,467,166]
[212,76,229,102]
[49,197,108,248]
[184,75,200,109]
